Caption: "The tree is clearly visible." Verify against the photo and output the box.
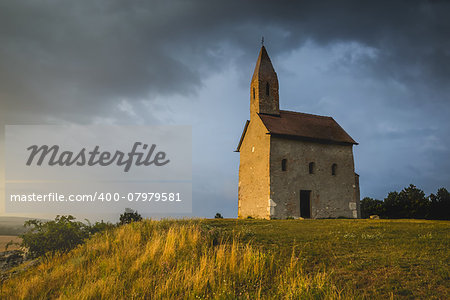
[214,213,223,219]
[360,197,384,218]
[429,188,450,220]
[119,208,143,225]
[384,184,429,219]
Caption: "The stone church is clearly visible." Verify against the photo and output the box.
[236,46,360,219]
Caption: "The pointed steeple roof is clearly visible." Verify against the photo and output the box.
[251,46,276,82]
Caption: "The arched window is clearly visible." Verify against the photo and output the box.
[266,82,270,96]
[332,163,337,175]
[253,87,255,99]
[281,159,287,171]
[309,162,315,174]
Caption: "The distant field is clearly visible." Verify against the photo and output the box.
[0,216,35,235]
[1,219,449,299]
[0,236,21,251]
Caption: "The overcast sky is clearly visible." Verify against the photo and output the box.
[1,0,449,219]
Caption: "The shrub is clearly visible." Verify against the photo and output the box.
[119,208,143,225]
[87,220,116,235]
[20,215,90,258]
[214,213,223,219]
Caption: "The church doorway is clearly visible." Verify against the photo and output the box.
[300,190,311,218]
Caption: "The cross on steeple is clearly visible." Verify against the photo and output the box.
[261,36,264,46]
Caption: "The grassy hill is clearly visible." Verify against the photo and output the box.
[1,219,449,299]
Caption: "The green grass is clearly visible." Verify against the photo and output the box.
[1,219,449,299]
[206,219,450,299]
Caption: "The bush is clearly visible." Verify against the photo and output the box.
[20,215,90,258]
[119,208,143,225]
[214,213,223,219]
[86,220,116,235]
[20,216,115,258]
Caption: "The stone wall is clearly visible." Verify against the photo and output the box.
[354,173,361,218]
[269,137,359,219]
[238,116,271,219]
[250,76,279,116]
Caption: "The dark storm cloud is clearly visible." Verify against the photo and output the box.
[1,0,449,123]
[1,0,449,218]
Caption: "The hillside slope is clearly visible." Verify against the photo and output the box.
[1,219,449,299]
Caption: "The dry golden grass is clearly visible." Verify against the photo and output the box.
[0,219,349,299]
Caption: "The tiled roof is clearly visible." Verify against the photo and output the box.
[259,110,357,145]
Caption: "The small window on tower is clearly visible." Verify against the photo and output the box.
[266,82,270,96]
[253,87,255,99]
[281,159,287,171]
[332,164,337,176]
[309,162,315,174]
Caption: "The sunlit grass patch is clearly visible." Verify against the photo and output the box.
[1,219,350,299]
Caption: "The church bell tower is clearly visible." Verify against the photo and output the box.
[250,46,280,117]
